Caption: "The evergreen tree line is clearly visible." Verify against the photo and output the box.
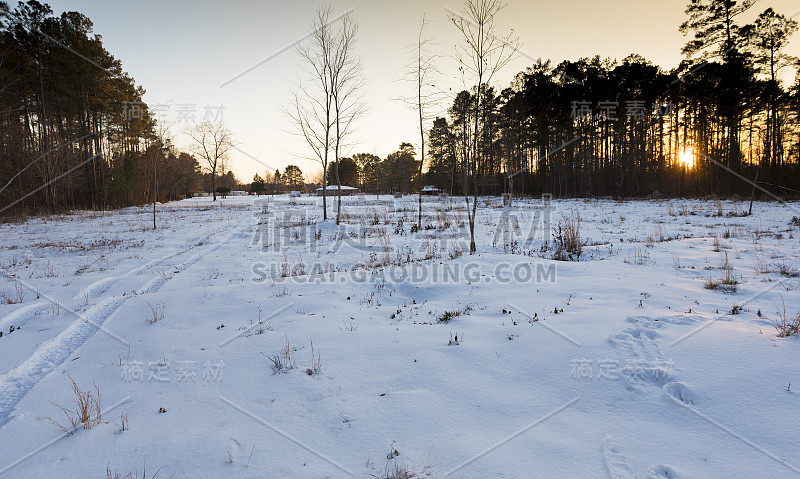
[422,3,800,199]
[0,1,228,216]
[5,0,799,215]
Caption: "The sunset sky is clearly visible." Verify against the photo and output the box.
[42,0,800,182]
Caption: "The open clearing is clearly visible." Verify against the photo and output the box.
[1,195,799,478]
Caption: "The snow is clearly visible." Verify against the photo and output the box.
[0,195,799,478]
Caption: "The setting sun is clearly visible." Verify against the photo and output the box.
[678,147,695,168]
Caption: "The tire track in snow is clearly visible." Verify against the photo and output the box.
[0,227,226,334]
[0,301,51,335]
[0,225,246,429]
[76,229,224,299]
[0,227,227,336]
[0,296,126,427]
[135,225,243,296]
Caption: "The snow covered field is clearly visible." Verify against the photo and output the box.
[0,195,799,478]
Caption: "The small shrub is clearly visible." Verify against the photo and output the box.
[775,261,799,278]
[438,310,461,323]
[437,304,474,323]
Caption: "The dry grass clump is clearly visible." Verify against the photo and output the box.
[626,247,649,265]
[552,211,581,261]
[48,376,102,434]
[268,336,295,373]
[775,261,799,278]
[752,255,771,274]
[145,301,165,324]
[0,279,24,304]
[719,253,738,286]
[376,227,392,265]
[106,461,164,479]
[704,253,738,292]
[773,298,800,337]
[265,336,322,375]
[309,338,322,374]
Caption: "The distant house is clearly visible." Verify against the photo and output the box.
[193,191,212,198]
[420,186,442,196]
[315,185,360,196]
[229,190,248,197]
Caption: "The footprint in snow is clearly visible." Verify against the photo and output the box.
[647,464,678,478]
[602,437,636,479]
[663,382,696,405]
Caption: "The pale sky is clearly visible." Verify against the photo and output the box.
[41,0,800,182]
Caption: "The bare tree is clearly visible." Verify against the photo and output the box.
[287,6,337,221]
[329,12,367,224]
[399,14,443,230]
[185,121,235,202]
[448,0,519,254]
[287,6,365,223]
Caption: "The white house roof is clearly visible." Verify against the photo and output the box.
[315,185,359,191]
